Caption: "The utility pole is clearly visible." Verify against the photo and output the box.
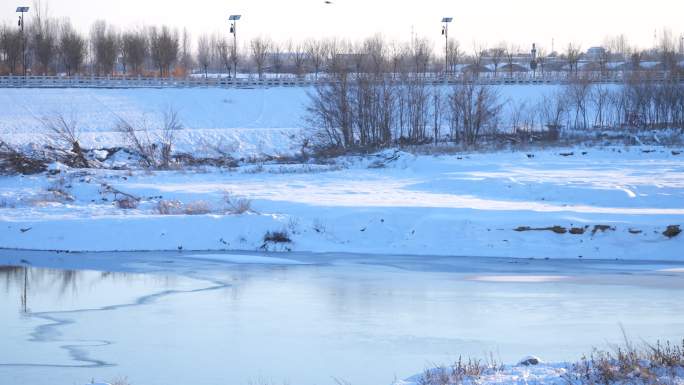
[16,6,30,78]
[441,17,453,77]
[229,15,241,79]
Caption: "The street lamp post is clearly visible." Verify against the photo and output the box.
[16,6,29,78]
[530,43,538,77]
[229,15,241,79]
[441,17,453,78]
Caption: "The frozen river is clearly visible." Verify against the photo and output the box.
[1,250,683,385]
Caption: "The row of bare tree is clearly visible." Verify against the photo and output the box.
[307,73,504,149]
[0,18,184,77]
[307,72,684,150]
[2,15,683,78]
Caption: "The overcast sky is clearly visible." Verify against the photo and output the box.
[6,0,684,52]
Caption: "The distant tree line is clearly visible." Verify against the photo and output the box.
[0,18,184,77]
[1,15,683,79]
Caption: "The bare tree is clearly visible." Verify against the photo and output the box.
[229,40,239,78]
[90,20,119,75]
[306,73,352,147]
[289,40,307,78]
[604,34,629,58]
[149,26,179,77]
[472,43,487,78]
[250,36,271,79]
[59,21,85,76]
[215,38,232,75]
[446,40,461,75]
[598,49,610,76]
[1,25,23,73]
[32,17,56,75]
[270,40,283,78]
[306,39,325,79]
[39,113,90,168]
[196,34,211,78]
[566,43,581,76]
[179,27,193,75]
[116,107,183,169]
[591,84,612,128]
[630,51,643,71]
[364,34,386,76]
[505,44,519,77]
[566,76,593,129]
[491,44,506,77]
[410,37,431,76]
[659,28,678,73]
[536,47,547,76]
[389,41,407,78]
[121,30,147,75]
[323,38,346,75]
[539,92,567,138]
[447,83,502,145]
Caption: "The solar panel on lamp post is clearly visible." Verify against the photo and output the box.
[229,15,241,79]
[441,17,453,78]
[16,6,29,78]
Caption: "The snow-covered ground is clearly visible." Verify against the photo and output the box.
[1,146,682,259]
[0,86,681,258]
[397,360,684,385]
[0,85,566,157]
[0,87,309,158]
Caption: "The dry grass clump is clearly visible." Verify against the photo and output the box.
[156,199,211,215]
[155,195,251,216]
[263,230,291,244]
[565,338,684,385]
[109,377,132,385]
[30,177,74,206]
[418,355,503,385]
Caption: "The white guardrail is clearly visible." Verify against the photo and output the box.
[0,72,679,88]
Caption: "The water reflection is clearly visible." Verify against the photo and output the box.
[0,265,179,315]
[0,265,29,313]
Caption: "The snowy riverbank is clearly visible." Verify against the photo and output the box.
[1,146,682,259]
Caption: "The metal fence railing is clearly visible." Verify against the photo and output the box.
[0,72,680,89]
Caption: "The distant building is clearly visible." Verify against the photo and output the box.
[586,47,606,60]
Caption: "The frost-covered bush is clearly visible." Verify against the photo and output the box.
[223,192,252,214]
[156,199,183,215]
[183,200,212,215]
[115,196,139,209]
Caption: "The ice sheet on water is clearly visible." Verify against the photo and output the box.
[181,253,310,265]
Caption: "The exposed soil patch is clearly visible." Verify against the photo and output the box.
[514,226,567,234]
[591,225,615,236]
[663,225,682,238]
[569,227,587,235]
